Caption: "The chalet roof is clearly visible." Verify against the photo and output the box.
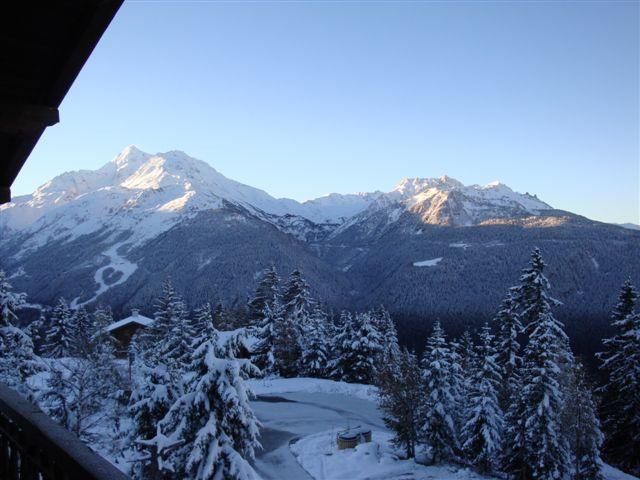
[106,310,154,333]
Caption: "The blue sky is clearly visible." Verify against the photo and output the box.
[15,1,639,223]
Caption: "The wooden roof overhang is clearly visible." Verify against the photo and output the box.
[0,1,123,204]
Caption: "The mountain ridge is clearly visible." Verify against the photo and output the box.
[1,146,638,343]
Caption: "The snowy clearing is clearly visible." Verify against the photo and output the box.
[248,377,377,402]
[413,257,443,267]
[249,378,637,480]
[449,242,471,249]
[292,429,490,480]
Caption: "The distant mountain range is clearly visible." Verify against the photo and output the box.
[1,146,638,351]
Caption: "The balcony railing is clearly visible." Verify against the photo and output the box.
[0,382,130,480]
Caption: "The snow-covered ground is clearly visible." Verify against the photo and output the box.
[413,258,443,267]
[291,429,493,480]
[249,378,639,480]
[248,377,377,402]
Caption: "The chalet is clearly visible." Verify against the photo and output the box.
[106,309,154,357]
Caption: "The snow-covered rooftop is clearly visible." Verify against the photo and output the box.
[105,309,153,332]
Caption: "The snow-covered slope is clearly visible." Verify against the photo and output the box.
[5,146,636,316]
[337,175,552,234]
[0,146,554,255]
[0,146,310,254]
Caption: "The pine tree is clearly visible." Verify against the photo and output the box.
[566,361,604,480]
[281,269,313,320]
[43,298,74,358]
[378,348,421,458]
[158,333,261,480]
[0,269,26,326]
[454,329,477,425]
[332,312,382,384]
[372,306,401,365]
[24,313,46,355]
[212,301,231,330]
[299,307,330,378]
[0,270,40,396]
[418,321,459,464]
[251,301,281,375]
[599,310,640,474]
[128,362,177,479]
[519,309,572,479]
[493,291,523,411]
[328,311,352,381]
[71,306,92,357]
[272,307,303,378]
[193,302,216,338]
[153,280,194,374]
[503,248,573,480]
[91,306,116,351]
[512,248,561,332]
[247,265,280,324]
[460,323,503,474]
[39,347,122,441]
[596,279,639,472]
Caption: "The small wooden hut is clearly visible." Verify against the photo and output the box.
[336,426,372,450]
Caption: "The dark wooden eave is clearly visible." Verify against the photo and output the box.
[0,0,123,204]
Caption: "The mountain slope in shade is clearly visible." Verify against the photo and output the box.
[1,146,638,343]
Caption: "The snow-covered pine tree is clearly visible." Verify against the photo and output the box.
[247,265,280,325]
[456,330,476,374]
[372,306,401,365]
[212,301,229,330]
[566,361,604,480]
[333,312,382,384]
[251,301,282,375]
[418,321,459,464]
[158,328,261,480]
[91,306,116,349]
[42,298,74,358]
[598,309,640,475]
[39,344,122,442]
[328,311,352,381]
[70,306,92,358]
[493,291,523,411]
[153,280,194,373]
[460,323,503,474]
[299,306,330,378]
[128,362,177,480]
[454,329,477,426]
[596,279,639,472]
[503,248,574,480]
[502,378,527,479]
[512,248,561,331]
[23,313,46,355]
[272,306,303,378]
[0,269,26,325]
[193,302,215,338]
[520,307,572,477]
[281,268,313,321]
[378,348,421,458]
[0,270,40,396]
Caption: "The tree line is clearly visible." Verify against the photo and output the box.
[0,247,638,479]
[376,249,640,479]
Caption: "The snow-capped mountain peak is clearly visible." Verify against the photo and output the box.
[1,146,557,256]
